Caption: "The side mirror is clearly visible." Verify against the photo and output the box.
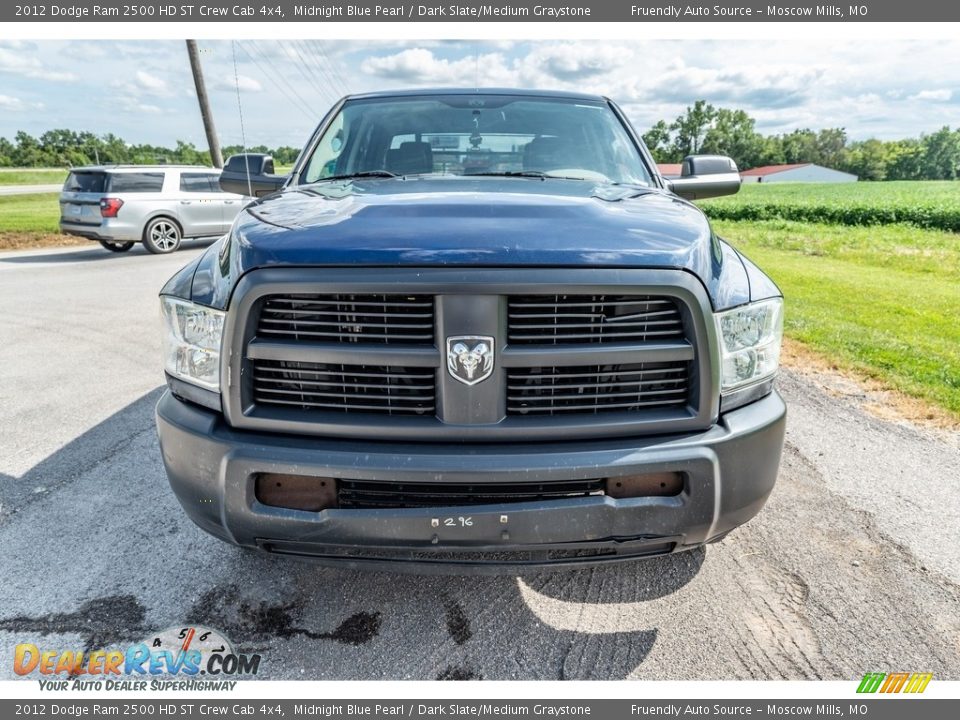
[219,153,287,197]
[666,155,741,200]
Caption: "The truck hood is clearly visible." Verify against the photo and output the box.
[177,176,753,310]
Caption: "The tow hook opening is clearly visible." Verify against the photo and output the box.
[255,473,339,512]
[605,471,685,498]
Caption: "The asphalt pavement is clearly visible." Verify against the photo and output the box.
[1,243,958,680]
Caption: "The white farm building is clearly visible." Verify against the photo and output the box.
[740,163,858,183]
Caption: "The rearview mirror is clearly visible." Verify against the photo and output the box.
[666,155,741,200]
[219,153,287,197]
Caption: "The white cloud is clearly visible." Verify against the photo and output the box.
[909,89,953,102]
[522,43,632,81]
[0,94,26,111]
[360,48,513,85]
[116,97,164,115]
[0,47,76,82]
[135,70,169,94]
[212,74,263,93]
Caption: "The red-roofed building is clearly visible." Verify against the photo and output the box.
[740,163,857,183]
[657,163,683,179]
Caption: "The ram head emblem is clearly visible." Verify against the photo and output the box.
[446,336,495,386]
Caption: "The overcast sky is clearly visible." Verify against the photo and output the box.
[0,39,956,149]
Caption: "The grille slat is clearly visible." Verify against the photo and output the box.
[253,398,437,413]
[507,378,686,391]
[252,359,435,416]
[507,361,690,416]
[256,328,435,341]
[508,319,681,330]
[508,388,688,402]
[257,294,435,345]
[509,329,681,341]
[338,478,605,509]
[508,294,684,345]
[255,376,434,391]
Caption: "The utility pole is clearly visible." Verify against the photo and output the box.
[186,39,223,168]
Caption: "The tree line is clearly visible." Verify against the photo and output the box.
[0,129,300,170]
[2,107,959,181]
[643,100,960,180]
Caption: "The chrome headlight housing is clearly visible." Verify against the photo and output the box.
[715,298,783,393]
[160,297,225,392]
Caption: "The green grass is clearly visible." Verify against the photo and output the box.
[701,181,960,232]
[0,193,60,233]
[0,169,67,186]
[716,219,960,415]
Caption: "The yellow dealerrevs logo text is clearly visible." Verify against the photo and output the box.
[857,672,932,694]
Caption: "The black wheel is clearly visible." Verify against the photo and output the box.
[98,240,134,253]
[142,217,182,254]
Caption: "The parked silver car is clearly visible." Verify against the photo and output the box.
[59,165,246,254]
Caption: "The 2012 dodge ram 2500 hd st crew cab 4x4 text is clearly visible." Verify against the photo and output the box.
[156,89,786,570]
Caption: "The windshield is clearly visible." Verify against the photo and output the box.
[299,95,653,186]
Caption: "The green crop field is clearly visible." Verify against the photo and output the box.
[0,168,68,186]
[715,218,960,416]
[0,193,60,233]
[701,181,960,232]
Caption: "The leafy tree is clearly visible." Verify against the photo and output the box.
[844,139,889,181]
[885,139,925,180]
[641,120,674,163]
[670,100,717,157]
[921,127,960,180]
[701,109,764,169]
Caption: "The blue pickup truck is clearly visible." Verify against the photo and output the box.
[155,89,785,571]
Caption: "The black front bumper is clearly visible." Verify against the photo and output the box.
[156,390,786,572]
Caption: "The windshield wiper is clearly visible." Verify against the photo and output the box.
[313,170,399,183]
[463,171,593,181]
[463,171,550,179]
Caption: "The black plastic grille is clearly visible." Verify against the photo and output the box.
[508,294,684,345]
[252,359,435,415]
[507,361,690,415]
[257,294,435,345]
[338,478,605,509]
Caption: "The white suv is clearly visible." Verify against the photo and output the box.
[59,165,246,254]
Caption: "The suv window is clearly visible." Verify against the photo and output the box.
[64,171,107,193]
[107,172,165,193]
[179,173,221,193]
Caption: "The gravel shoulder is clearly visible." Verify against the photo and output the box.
[0,245,957,680]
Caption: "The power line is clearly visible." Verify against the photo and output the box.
[286,40,334,107]
[236,41,316,122]
[303,40,348,100]
[311,40,350,97]
[231,41,253,197]
[291,39,336,106]
[248,40,320,117]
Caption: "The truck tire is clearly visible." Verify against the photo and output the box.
[98,240,135,253]
[143,217,182,254]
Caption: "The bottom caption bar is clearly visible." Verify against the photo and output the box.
[4,700,959,720]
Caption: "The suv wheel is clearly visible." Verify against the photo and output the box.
[98,240,135,253]
[143,218,182,254]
